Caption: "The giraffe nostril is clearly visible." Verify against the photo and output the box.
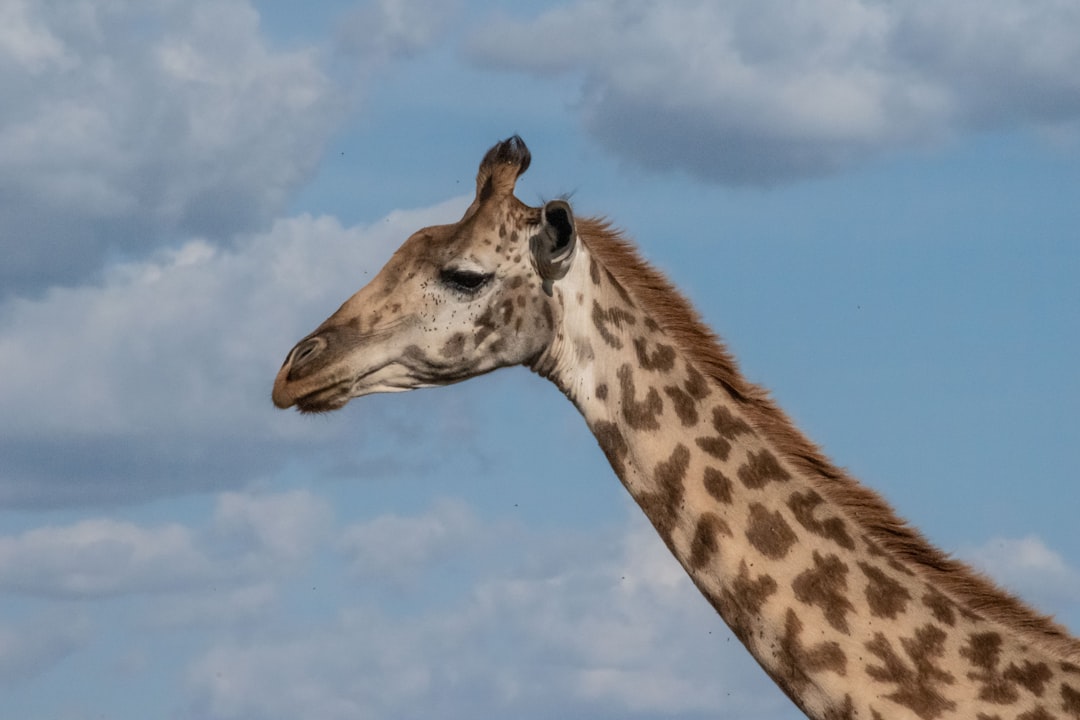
[287,337,325,370]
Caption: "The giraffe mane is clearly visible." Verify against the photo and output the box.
[577,216,1080,661]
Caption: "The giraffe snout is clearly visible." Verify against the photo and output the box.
[272,336,330,409]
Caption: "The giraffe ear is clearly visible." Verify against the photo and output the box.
[530,199,577,296]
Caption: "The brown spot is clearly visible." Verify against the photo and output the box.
[618,364,663,431]
[745,503,797,560]
[714,405,752,439]
[775,609,847,697]
[508,276,524,290]
[576,291,584,305]
[703,467,733,504]
[961,632,1017,703]
[663,385,699,426]
[921,589,957,626]
[695,406,753,461]
[1063,662,1080,675]
[684,363,711,400]
[738,448,790,489]
[715,561,778,643]
[1061,682,1080,718]
[595,383,608,401]
[864,624,956,720]
[1005,662,1053,698]
[689,512,732,570]
[859,562,912,619]
[976,715,1003,720]
[731,562,778,613]
[638,444,691,546]
[792,551,855,634]
[589,255,601,286]
[592,300,636,349]
[593,421,628,477]
[1017,707,1055,720]
[633,337,676,372]
[440,332,466,358]
[786,490,855,550]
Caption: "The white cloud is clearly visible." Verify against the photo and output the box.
[0,0,70,73]
[0,0,342,292]
[212,490,333,565]
[338,498,477,582]
[147,582,280,630]
[0,611,89,688]
[337,0,460,62]
[962,535,1080,625]
[0,518,206,598]
[468,0,1080,184]
[0,498,791,717]
[0,490,331,598]
[0,199,467,507]
[187,615,436,720]
[186,508,790,720]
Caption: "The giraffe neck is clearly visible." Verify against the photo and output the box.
[530,224,1080,720]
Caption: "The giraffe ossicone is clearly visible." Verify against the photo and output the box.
[274,136,1080,720]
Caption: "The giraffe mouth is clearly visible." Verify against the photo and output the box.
[282,363,423,413]
[292,381,353,414]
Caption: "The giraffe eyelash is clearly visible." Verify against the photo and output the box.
[439,267,493,294]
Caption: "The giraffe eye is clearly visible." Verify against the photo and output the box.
[439,268,493,294]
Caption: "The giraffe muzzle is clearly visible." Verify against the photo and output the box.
[272,335,330,409]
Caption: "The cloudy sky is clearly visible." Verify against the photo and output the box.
[1,1,1078,718]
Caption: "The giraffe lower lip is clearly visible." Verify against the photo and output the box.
[294,383,351,413]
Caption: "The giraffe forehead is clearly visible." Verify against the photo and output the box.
[402,211,533,267]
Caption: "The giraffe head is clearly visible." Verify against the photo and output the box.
[272,136,578,412]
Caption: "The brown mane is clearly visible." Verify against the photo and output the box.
[578,216,1080,660]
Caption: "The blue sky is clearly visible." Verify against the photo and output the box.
[1,1,1078,718]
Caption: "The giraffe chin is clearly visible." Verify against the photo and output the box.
[292,383,353,414]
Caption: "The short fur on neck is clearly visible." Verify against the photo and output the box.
[576,216,1080,661]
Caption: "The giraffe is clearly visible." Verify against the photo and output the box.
[273,136,1080,720]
